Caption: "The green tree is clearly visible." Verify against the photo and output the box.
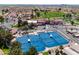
[58,8,61,11]
[27,46,38,55]
[59,46,64,50]
[33,8,40,18]
[19,21,29,31]
[0,16,4,23]
[44,10,47,15]
[63,13,73,24]
[59,46,64,55]
[28,23,35,29]
[66,13,72,22]
[33,8,38,13]
[55,48,60,55]
[70,21,74,25]
[36,12,40,18]
[21,25,29,31]
[0,28,13,48]
[31,9,34,18]
[5,9,9,13]
[63,14,66,20]
[18,18,22,27]
[2,9,5,15]
[9,41,23,55]
[22,21,28,26]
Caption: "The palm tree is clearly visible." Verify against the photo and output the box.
[9,41,23,55]
[59,46,64,50]
[0,28,13,48]
[55,48,60,55]
[26,46,38,55]
[59,46,64,55]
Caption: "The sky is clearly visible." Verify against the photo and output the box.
[0,0,79,4]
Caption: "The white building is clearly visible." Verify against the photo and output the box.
[27,20,37,23]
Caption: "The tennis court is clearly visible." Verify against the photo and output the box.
[16,32,69,53]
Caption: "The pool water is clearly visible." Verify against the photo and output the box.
[16,32,69,53]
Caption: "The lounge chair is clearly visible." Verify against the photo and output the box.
[67,29,77,34]
[72,33,79,37]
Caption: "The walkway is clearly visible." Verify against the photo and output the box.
[0,49,4,55]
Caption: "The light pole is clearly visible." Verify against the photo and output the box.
[28,39,31,44]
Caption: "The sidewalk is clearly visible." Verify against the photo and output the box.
[0,49,4,55]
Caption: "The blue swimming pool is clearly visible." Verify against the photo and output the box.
[16,32,69,53]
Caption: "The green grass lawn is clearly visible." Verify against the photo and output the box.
[0,29,7,34]
[11,24,18,28]
[2,48,10,55]
[12,24,22,28]
[63,19,79,25]
[40,12,65,19]
[74,20,79,25]
[42,51,49,55]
